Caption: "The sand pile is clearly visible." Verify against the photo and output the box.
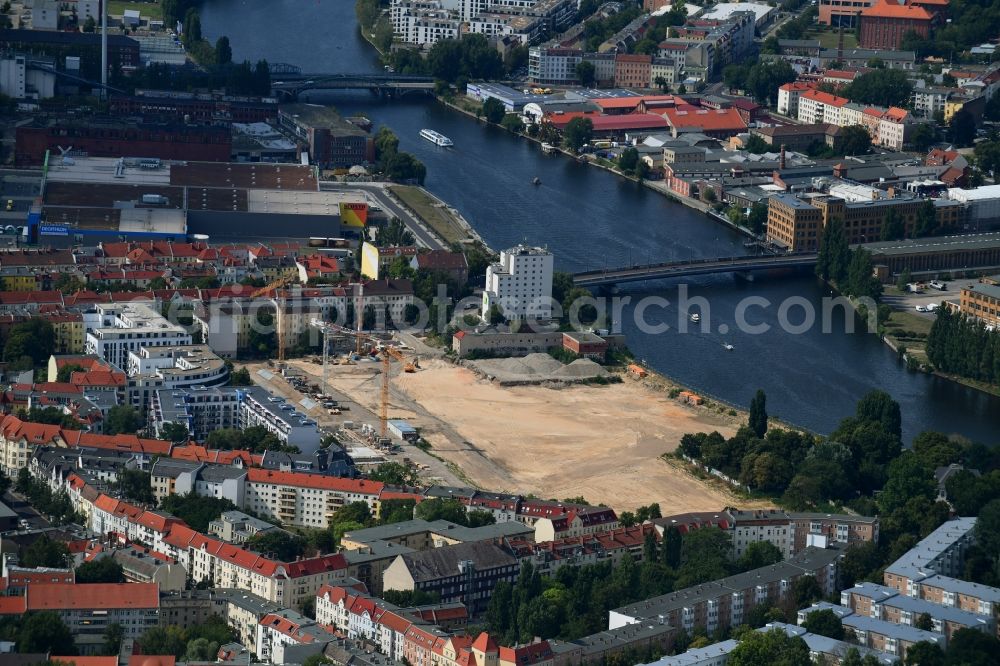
[471,353,606,383]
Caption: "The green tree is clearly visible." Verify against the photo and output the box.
[102,622,124,656]
[747,202,768,236]
[117,469,155,504]
[562,117,593,152]
[83,16,96,32]
[22,535,70,568]
[501,114,525,134]
[909,123,937,152]
[575,60,596,86]
[374,16,394,52]
[840,125,872,156]
[139,625,188,658]
[855,390,902,441]
[482,97,505,124]
[915,612,934,631]
[185,637,218,662]
[950,109,977,148]
[880,207,905,241]
[748,389,768,438]
[368,462,419,486]
[4,319,55,369]
[159,422,190,443]
[727,627,810,666]
[904,640,944,666]
[943,628,1000,666]
[802,609,845,639]
[76,558,125,584]
[815,219,851,284]
[913,200,938,237]
[661,525,682,568]
[245,530,306,561]
[737,541,783,572]
[843,69,913,107]
[56,363,86,383]
[160,493,236,532]
[676,528,731,588]
[744,134,770,154]
[104,405,142,436]
[745,60,797,107]
[845,248,882,300]
[215,36,232,65]
[617,147,639,173]
[19,611,76,654]
[355,0,380,28]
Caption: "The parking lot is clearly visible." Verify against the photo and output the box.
[881,280,960,316]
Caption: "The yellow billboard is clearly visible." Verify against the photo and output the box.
[340,201,369,228]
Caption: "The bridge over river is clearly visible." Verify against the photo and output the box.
[268,65,435,99]
[572,253,819,287]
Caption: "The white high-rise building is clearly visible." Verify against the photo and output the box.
[85,302,192,369]
[482,245,554,320]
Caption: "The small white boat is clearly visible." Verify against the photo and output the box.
[420,129,453,147]
[541,142,555,154]
[689,313,701,323]
[723,343,734,351]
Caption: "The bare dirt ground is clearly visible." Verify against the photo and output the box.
[309,355,762,513]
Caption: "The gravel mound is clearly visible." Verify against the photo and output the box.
[552,358,608,378]
[471,353,606,383]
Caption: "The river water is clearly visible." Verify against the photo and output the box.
[201,0,999,443]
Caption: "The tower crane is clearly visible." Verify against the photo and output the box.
[308,320,417,439]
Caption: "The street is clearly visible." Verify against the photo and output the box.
[320,181,447,250]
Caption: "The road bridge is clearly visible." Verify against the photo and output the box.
[572,253,819,287]
[270,73,436,99]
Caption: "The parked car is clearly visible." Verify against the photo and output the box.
[916,305,928,312]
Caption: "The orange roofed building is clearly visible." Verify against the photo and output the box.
[660,105,747,139]
[0,582,161,639]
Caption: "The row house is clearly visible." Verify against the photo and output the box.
[256,608,336,665]
[796,88,916,150]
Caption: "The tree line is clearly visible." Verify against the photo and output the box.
[926,306,1000,385]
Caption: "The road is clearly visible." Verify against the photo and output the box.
[320,182,447,250]
[4,490,51,531]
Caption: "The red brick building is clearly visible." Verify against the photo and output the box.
[562,331,608,360]
[859,0,934,50]
[15,121,232,166]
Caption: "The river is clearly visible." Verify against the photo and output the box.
[200,0,999,443]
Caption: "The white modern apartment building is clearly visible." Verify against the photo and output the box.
[482,245,554,320]
[237,386,323,452]
[126,344,229,389]
[244,468,384,528]
[528,46,582,85]
[85,302,191,370]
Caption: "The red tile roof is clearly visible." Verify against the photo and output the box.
[128,657,177,666]
[53,658,119,666]
[27,583,159,610]
[0,595,26,615]
[594,95,675,110]
[246,468,384,495]
[663,105,747,132]
[861,0,932,19]
[779,82,817,92]
[801,90,850,108]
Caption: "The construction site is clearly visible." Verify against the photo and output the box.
[248,320,756,511]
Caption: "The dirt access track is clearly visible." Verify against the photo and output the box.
[305,356,758,513]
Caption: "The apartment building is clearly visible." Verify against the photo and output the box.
[883,518,977,594]
[245,468,384,528]
[509,524,659,577]
[777,82,817,117]
[0,416,64,475]
[112,544,188,593]
[608,546,842,635]
[4,583,162,641]
[382,541,520,614]
[841,614,943,658]
[151,386,242,442]
[126,344,229,390]
[789,513,880,553]
[85,302,192,370]
[256,608,336,665]
[482,245,554,320]
[237,386,323,452]
[528,46,582,85]
[614,54,653,89]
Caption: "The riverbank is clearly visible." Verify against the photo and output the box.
[435,94,760,240]
[387,184,491,250]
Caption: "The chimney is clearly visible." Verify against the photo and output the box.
[779,144,786,170]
